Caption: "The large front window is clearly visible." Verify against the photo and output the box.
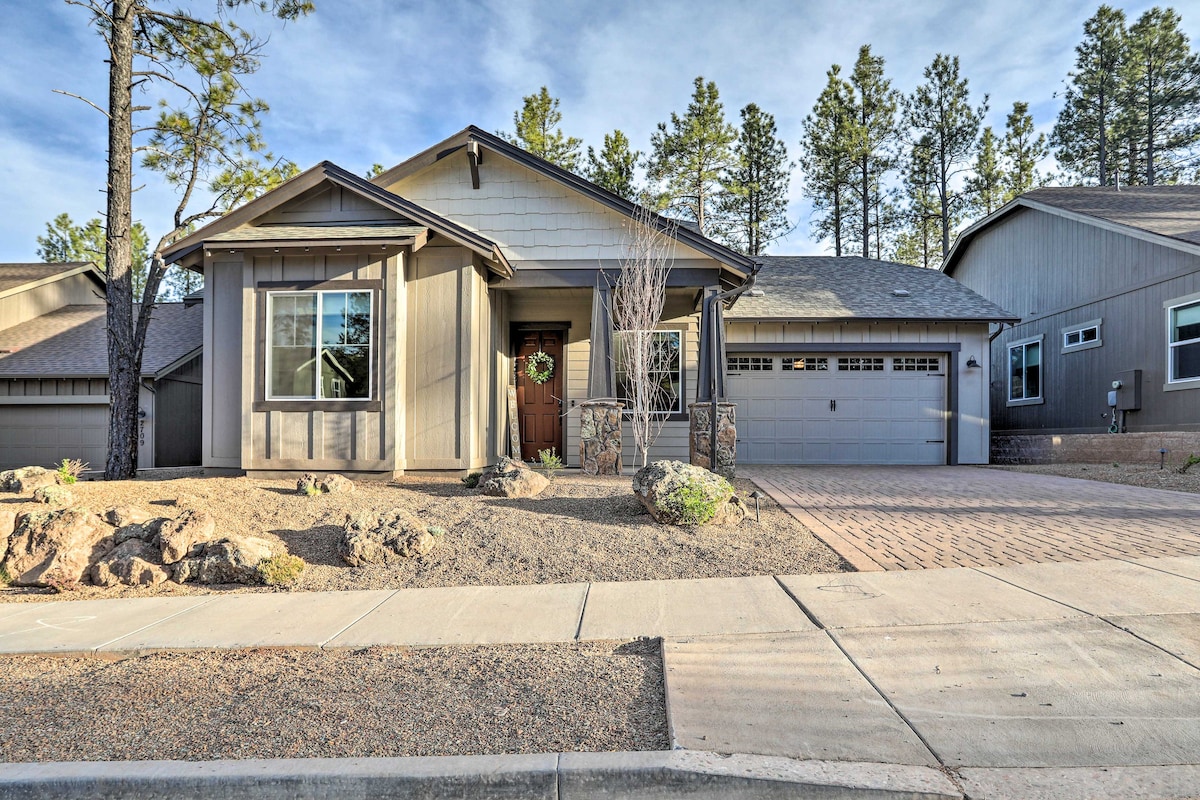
[1008,339,1042,403]
[1169,299,1200,384]
[614,330,682,414]
[267,291,373,400]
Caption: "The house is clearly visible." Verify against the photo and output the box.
[724,256,1015,465]
[0,262,203,470]
[943,186,1200,463]
[161,126,1007,475]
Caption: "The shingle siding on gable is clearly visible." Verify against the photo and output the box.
[387,155,707,265]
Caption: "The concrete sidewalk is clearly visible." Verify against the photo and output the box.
[1,555,1198,799]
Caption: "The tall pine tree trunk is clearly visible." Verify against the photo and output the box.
[104,0,140,480]
[1098,91,1108,185]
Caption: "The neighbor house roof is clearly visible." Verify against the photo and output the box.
[0,303,202,379]
[726,256,1017,322]
[0,262,104,298]
[944,185,1200,275]
[161,161,513,277]
[371,125,755,284]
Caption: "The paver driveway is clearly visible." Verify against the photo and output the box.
[747,466,1200,570]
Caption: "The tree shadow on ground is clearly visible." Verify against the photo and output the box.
[270,524,345,568]
[482,494,647,525]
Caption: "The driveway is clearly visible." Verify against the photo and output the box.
[746,466,1200,570]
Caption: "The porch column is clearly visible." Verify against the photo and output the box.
[587,284,614,398]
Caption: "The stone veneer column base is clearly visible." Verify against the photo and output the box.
[689,402,736,478]
[579,401,623,475]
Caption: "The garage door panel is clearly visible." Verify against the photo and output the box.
[0,405,108,470]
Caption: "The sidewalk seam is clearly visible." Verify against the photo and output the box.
[92,597,218,652]
[1097,615,1200,672]
[1114,556,1200,584]
[318,590,401,648]
[772,575,825,630]
[573,583,592,641]
[971,568,1100,619]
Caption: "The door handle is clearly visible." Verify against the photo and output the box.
[830,399,837,412]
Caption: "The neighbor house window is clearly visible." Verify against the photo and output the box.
[1168,298,1200,384]
[1008,337,1042,404]
[267,291,373,400]
[1061,319,1102,353]
[615,330,683,414]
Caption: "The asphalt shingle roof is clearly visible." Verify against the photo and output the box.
[1022,185,1200,245]
[729,256,1017,321]
[0,303,202,377]
[0,263,94,295]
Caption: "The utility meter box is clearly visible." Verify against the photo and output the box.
[1115,369,1142,411]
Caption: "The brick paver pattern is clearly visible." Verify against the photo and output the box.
[747,466,1200,571]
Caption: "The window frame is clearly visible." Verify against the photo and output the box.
[255,280,382,412]
[1060,318,1103,354]
[613,326,686,419]
[1166,294,1200,389]
[1007,334,1044,407]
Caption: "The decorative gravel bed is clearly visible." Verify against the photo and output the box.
[0,640,667,762]
[0,472,848,602]
[992,462,1200,495]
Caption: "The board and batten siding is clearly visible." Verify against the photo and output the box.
[383,154,711,266]
[724,320,992,465]
[0,272,104,332]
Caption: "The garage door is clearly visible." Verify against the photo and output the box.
[727,354,947,465]
[0,404,108,470]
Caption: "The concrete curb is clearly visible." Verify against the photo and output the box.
[0,752,961,799]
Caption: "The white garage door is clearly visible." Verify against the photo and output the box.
[0,404,109,470]
[727,354,947,465]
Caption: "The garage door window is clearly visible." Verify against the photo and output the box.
[782,357,828,371]
[1008,337,1042,405]
[837,357,884,371]
[893,357,940,372]
[727,356,773,373]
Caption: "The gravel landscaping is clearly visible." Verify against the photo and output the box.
[992,462,1200,494]
[0,471,847,602]
[0,640,666,762]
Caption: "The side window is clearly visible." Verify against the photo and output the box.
[1008,337,1042,404]
[1061,319,1102,353]
[1168,299,1200,385]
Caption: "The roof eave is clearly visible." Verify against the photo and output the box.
[0,263,106,300]
[724,314,1021,324]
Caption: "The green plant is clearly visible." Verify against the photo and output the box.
[0,563,12,588]
[257,554,306,587]
[1179,454,1200,475]
[427,526,447,538]
[660,482,728,526]
[55,458,88,485]
[537,447,564,480]
[462,471,482,489]
[303,484,322,497]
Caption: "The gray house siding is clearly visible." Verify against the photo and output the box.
[952,206,1200,434]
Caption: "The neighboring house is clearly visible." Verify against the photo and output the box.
[725,257,1015,465]
[161,126,1007,475]
[944,187,1200,456]
[0,263,203,470]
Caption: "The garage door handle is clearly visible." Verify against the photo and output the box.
[926,440,945,444]
[830,399,836,412]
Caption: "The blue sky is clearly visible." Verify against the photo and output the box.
[0,0,1187,262]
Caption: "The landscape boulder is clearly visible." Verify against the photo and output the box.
[1,466,58,494]
[2,508,114,588]
[0,508,16,563]
[158,509,218,563]
[103,506,153,528]
[91,539,170,587]
[339,509,440,567]
[172,535,274,584]
[111,518,164,547]
[33,485,74,506]
[296,473,319,495]
[320,474,355,495]
[631,460,745,526]
[476,456,549,499]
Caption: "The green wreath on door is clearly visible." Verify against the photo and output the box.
[526,351,555,384]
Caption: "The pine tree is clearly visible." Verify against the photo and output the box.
[1052,5,1127,185]
[904,54,987,258]
[799,66,857,256]
[647,76,738,238]
[893,138,947,269]
[967,127,1005,217]
[721,103,792,256]
[499,87,583,172]
[847,45,900,259]
[1002,101,1049,200]
[586,130,640,200]
[1118,6,1200,185]
[37,213,151,297]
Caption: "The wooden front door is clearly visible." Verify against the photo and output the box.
[515,329,564,462]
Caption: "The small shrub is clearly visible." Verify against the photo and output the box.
[462,471,482,489]
[0,563,12,588]
[537,447,564,480]
[660,482,726,526]
[257,554,306,587]
[1179,454,1200,475]
[303,484,322,497]
[427,526,447,538]
[55,458,88,485]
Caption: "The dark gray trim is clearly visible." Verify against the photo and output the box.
[512,321,572,332]
[253,400,381,412]
[725,343,962,353]
[256,279,383,291]
[492,268,722,290]
[946,355,959,466]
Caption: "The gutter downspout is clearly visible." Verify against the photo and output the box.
[703,264,761,473]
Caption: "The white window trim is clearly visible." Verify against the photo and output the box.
[1165,293,1200,391]
[614,328,685,415]
[1060,318,1102,354]
[1007,334,1045,407]
[265,290,375,402]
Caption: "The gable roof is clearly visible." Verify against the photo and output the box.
[371,125,755,282]
[0,303,202,379]
[0,262,104,298]
[944,185,1200,275]
[160,161,512,277]
[727,256,1017,322]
